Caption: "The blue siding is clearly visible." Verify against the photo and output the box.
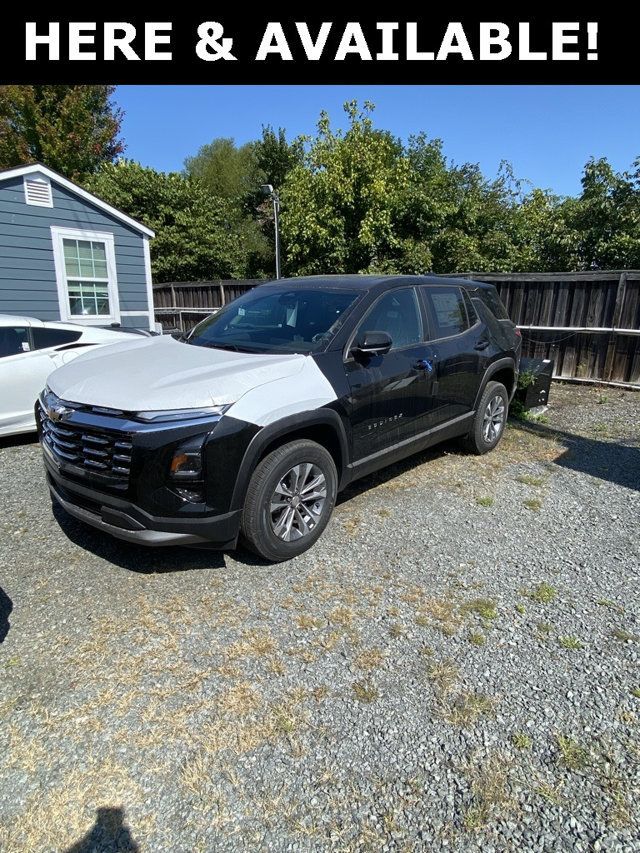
[0,172,151,324]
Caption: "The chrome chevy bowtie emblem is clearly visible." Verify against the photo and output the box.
[48,404,72,422]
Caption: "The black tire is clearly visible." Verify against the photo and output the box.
[461,381,508,455]
[240,439,337,562]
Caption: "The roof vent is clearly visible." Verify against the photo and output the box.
[24,175,53,207]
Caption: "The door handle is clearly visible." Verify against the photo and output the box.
[414,358,435,372]
[474,340,490,351]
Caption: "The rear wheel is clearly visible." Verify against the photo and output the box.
[241,439,337,562]
[461,381,508,455]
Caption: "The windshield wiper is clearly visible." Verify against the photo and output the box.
[200,341,257,354]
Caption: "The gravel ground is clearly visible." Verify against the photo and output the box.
[0,382,639,852]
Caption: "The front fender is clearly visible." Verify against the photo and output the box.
[229,409,349,513]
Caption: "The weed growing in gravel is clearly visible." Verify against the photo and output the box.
[515,604,526,615]
[516,474,546,486]
[388,623,405,638]
[354,647,386,671]
[558,635,583,650]
[226,630,278,661]
[417,596,461,636]
[524,582,557,604]
[536,621,554,636]
[352,681,379,703]
[611,628,640,642]
[463,752,513,830]
[556,734,589,771]
[597,599,625,614]
[476,496,494,507]
[523,498,542,512]
[296,614,323,630]
[414,614,430,627]
[217,683,262,717]
[446,692,495,727]
[468,632,486,647]
[462,598,498,621]
[329,606,354,627]
[342,515,361,534]
[426,659,460,694]
[512,732,532,750]
[631,688,640,699]
[535,780,564,805]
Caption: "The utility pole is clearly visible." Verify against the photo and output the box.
[261,184,281,279]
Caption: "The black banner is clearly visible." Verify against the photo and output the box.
[0,13,634,84]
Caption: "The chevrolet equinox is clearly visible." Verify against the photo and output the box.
[38,276,521,561]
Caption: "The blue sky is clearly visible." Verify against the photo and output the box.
[115,86,638,197]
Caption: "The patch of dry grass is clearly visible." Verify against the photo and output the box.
[445,692,495,728]
[217,682,262,717]
[463,752,515,830]
[352,681,379,703]
[0,757,153,852]
[354,647,386,671]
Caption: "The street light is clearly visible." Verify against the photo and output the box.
[261,183,281,279]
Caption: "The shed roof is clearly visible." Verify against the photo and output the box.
[0,163,155,238]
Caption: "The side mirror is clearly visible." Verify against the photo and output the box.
[351,330,392,357]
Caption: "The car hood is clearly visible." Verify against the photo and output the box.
[47,334,307,412]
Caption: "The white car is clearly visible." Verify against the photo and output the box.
[0,314,148,437]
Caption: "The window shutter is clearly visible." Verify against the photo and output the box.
[24,176,53,207]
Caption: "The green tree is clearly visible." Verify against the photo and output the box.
[0,85,124,181]
[281,101,431,275]
[86,161,247,282]
[558,158,640,269]
[185,137,260,200]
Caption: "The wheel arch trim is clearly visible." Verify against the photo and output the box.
[229,408,350,513]
[473,357,517,409]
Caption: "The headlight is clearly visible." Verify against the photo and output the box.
[169,435,206,503]
[135,405,230,423]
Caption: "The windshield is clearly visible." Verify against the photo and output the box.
[186,286,360,354]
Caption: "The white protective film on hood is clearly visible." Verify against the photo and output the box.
[46,335,310,415]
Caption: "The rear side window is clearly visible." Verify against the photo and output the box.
[476,286,509,320]
[32,328,82,350]
[424,287,470,339]
[0,326,30,357]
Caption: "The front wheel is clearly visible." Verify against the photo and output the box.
[461,381,508,455]
[240,439,337,562]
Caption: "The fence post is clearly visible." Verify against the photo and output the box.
[604,272,627,382]
[219,283,226,308]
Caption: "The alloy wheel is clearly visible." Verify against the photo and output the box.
[482,394,506,444]
[269,463,327,541]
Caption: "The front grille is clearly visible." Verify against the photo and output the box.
[38,405,133,481]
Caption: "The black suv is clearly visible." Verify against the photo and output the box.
[38,276,521,561]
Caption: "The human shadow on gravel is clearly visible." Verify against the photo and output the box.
[65,806,139,852]
[51,501,273,574]
[510,419,640,492]
[0,586,12,643]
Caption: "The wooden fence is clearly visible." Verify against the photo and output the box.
[456,271,640,387]
[153,271,640,386]
[153,280,263,332]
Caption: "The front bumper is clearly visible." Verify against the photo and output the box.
[43,440,242,549]
[46,461,241,547]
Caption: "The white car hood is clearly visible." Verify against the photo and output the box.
[47,335,307,412]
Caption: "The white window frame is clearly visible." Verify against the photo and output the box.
[51,226,121,326]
